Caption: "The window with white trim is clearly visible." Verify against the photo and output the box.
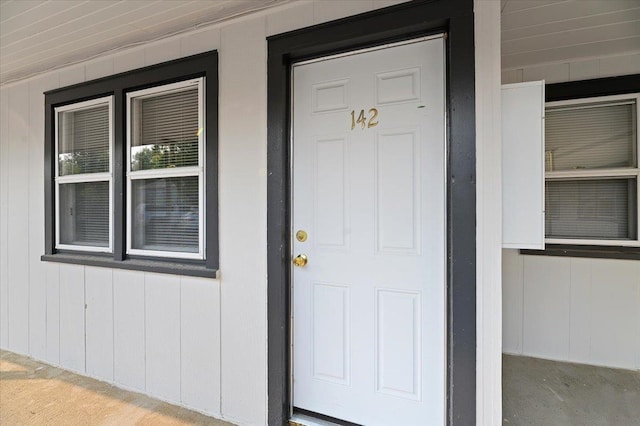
[43,51,218,277]
[545,93,639,246]
[55,96,113,252]
[127,79,204,259]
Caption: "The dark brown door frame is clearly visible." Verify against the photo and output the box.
[267,1,477,424]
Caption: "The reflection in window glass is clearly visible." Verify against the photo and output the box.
[58,104,110,175]
[131,176,199,253]
[59,181,110,247]
[546,102,636,172]
[130,87,200,171]
[546,178,637,240]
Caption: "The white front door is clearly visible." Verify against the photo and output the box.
[292,37,446,426]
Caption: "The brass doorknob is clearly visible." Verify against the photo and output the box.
[293,254,308,267]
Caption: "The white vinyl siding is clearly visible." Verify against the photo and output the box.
[545,94,640,245]
[126,78,205,259]
[55,96,113,252]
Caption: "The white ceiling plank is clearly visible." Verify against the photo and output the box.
[1,1,115,48]
[0,0,80,37]
[0,0,45,23]
[501,0,569,15]
[1,27,146,83]
[503,36,640,69]
[134,0,283,34]
[502,8,640,42]
[133,1,265,38]
[127,1,227,32]
[0,1,168,60]
[502,20,640,56]
[0,24,156,73]
[502,0,640,31]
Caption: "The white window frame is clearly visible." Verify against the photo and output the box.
[55,96,114,253]
[545,92,640,247]
[126,78,205,260]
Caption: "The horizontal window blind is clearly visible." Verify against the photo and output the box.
[131,87,199,171]
[131,176,199,253]
[546,103,636,171]
[546,179,637,240]
[59,181,110,247]
[58,104,110,175]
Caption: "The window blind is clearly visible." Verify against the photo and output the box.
[131,176,199,253]
[546,179,637,240]
[546,103,636,171]
[58,105,110,175]
[59,181,110,246]
[131,87,199,171]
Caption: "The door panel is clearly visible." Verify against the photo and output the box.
[292,37,446,426]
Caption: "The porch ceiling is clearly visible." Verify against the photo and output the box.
[501,0,640,70]
[1,1,638,85]
[0,0,290,85]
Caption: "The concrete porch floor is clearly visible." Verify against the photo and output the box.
[503,354,640,425]
[4,349,640,425]
[0,350,233,425]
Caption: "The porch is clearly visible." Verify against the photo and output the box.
[0,349,232,426]
[503,355,640,425]
[3,348,639,426]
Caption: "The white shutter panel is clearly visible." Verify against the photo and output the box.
[502,81,545,249]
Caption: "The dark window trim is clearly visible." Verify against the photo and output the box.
[266,1,476,425]
[522,73,640,261]
[43,50,219,277]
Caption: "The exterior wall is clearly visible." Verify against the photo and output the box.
[0,1,410,424]
[501,54,640,371]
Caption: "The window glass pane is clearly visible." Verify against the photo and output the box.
[58,104,110,175]
[59,181,110,247]
[131,176,199,253]
[546,102,636,171]
[131,87,200,171]
[546,178,637,240]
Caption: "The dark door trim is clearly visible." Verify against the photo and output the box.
[267,1,476,424]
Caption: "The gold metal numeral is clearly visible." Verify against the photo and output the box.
[368,108,379,128]
[350,108,379,130]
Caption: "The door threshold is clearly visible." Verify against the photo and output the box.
[290,413,341,426]
[290,409,362,426]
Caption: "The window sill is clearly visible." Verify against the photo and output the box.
[520,244,640,260]
[41,253,217,278]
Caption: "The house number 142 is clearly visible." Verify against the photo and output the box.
[350,108,379,130]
